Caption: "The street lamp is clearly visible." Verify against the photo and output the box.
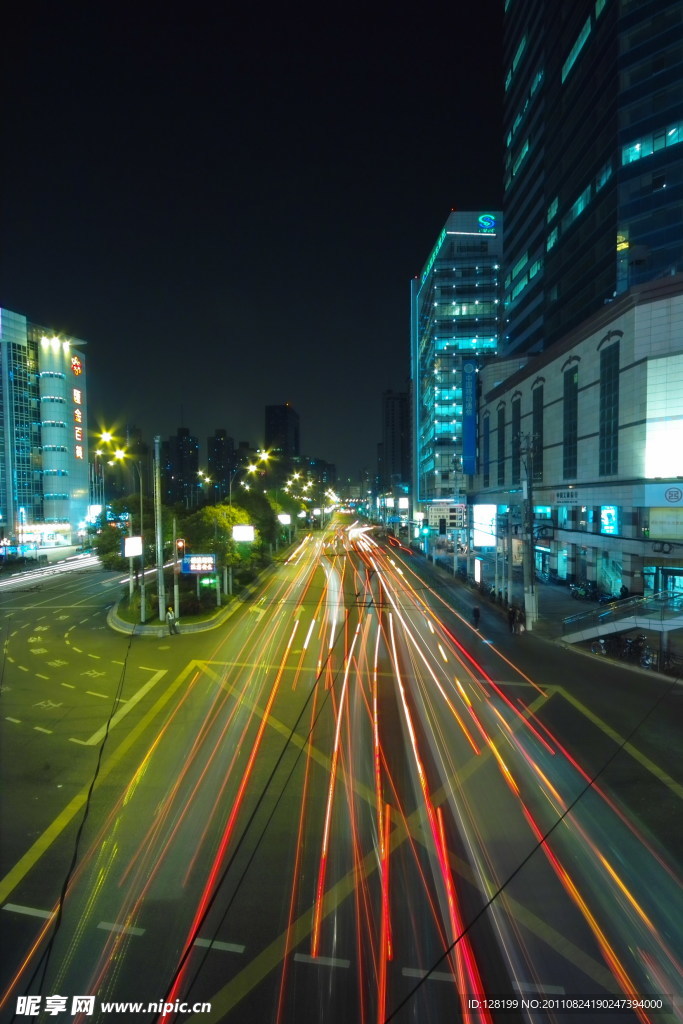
[228,461,258,505]
[113,448,147,624]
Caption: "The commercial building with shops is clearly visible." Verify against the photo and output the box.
[469,274,683,600]
[0,307,90,551]
[410,210,502,545]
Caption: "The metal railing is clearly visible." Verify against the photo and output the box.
[562,590,683,635]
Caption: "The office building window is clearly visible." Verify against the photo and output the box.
[563,368,578,478]
[599,344,619,475]
[532,386,543,481]
[511,399,521,484]
[497,407,505,486]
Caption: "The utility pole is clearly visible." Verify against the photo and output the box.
[154,436,166,622]
[520,434,538,630]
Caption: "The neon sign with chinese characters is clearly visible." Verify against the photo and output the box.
[73,386,83,459]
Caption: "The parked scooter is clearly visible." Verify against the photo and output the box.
[570,581,598,600]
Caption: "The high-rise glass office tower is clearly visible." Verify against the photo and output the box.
[0,307,89,548]
[503,0,683,356]
[411,211,502,507]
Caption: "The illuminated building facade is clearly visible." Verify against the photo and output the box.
[503,0,683,357]
[411,210,503,518]
[0,307,89,549]
[471,274,683,596]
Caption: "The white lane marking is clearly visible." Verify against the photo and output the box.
[72,646,83,653]
[34,727,53,734]
[19,666,29,672]
[194,938,245,953]
[5,717,21,724]
[112,660,125,665]
[294,953,350,969]
[86,691,108,699]
[69,669,167,746]
[61,683,75,689]
[98,921,145,936]
[88,653,101,660]
[36,673,49,680]
[3,903,52,919]
[402,967,455,983]
[515,983,566,994]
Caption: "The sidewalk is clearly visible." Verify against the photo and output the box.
[425,552,683,673]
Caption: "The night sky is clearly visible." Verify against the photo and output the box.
[3,3,502,482]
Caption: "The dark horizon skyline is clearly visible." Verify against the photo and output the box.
[2,4,503,480]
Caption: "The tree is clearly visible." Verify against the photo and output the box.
[183,503,254,572]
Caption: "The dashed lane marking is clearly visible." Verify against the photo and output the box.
[86,691,108,699]
[98,921,145,937]
[294,953,350,969]
[5,718,21,724]
[0,662,204,905]
[36,674,49,680]
[72,646,83,653]
[18,666,28,672]
[87,653,101,660]
[3,903,52,920]
[34,727,53,734]
[194,938,245,954]
[61,683,75,689]
[402,967,455,983]
[70,668,167,746]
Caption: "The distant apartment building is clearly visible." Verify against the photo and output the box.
[207,428,235,501]
[265,404,300,459]
[0,307,89,549]
[162,427,200,507]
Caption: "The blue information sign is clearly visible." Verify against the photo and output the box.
[181,554,216,574]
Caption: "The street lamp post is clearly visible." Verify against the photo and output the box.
[114,448,146,625]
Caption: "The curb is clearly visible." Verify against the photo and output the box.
[106,564,276,637]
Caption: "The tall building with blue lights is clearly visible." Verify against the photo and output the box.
[411,210,503,520]
[0,307,90,550]
[503,0,683,356]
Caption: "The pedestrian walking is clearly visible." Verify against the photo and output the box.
[472,606,480,629]
[166,606,180,635]
[508,606,516,633]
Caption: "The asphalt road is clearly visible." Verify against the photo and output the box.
[0,534,680,1024]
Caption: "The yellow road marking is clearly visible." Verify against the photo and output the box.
[0,661,201,904]
[556,687,683,799]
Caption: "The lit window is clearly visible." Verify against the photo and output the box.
[562,17,592,83]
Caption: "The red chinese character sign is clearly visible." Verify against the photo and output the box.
[71,355,83,375]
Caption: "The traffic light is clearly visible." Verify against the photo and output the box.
[176,538,185,558]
